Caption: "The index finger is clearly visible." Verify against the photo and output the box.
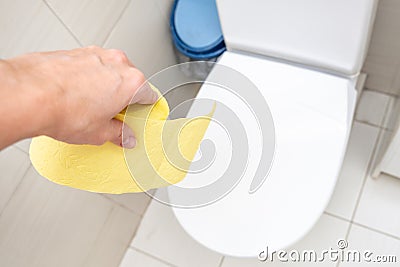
[119,67,158,106]
[130,81,159,105]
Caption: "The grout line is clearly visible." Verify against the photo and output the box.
[354,89,396,130]
[348,123,384,223]
[137,194,155,219]
[41,0,83,47]
[368,97,397,173]
[364,87,400,98]
[82,205,116,266]
[132,247,178,267]
[335,256,342,267]
[124,222,143,261]
[337,93,400,247]
[115,196,156,265]
[218,256,225,267]
[0,163,32,217]
[353,119,394,132]
[101,0,132,47]
[109,196,151,267]
[13,145,29,155]
[323,211,351,223]
[99,193,147,218]
[344,223,354,247]
[338,107,387,248]
[353,118,383,129]
[153,0,172,24]
[380,94,396,129]
[378,93,396,131]
[351,222,400,242]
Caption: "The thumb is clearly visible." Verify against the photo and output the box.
[106,119,136,149]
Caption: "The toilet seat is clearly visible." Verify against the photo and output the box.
[169,51,357,257]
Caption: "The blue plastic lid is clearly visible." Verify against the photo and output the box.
[173,33,226,59]
[173,0,224,51]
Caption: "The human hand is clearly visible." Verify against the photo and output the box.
[6,46,157,148]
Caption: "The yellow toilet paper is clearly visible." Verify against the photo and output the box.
[29,87,212,194]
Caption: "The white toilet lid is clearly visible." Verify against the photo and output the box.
[169,52,356,257]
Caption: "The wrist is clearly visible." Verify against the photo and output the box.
[1,57,57,139]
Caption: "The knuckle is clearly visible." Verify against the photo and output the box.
[131,68,146,85]
[87,45,100,51]
[87,53,102,64]
[110,49,128,63]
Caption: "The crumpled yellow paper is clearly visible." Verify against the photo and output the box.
[29,86,212,194]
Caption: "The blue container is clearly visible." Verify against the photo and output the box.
[170,0,226,60]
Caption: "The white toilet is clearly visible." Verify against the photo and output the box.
[168,0,378,257]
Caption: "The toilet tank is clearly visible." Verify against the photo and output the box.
[216,0,378,76]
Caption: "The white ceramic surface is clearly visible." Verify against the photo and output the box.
[216,0,377,76]
[170,52,357,257]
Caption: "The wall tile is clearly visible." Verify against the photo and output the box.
[104,0,177,78]
[0,147,30,213]
[355,90,391,127]
[326,122,379,220]
[0,0,79,58]
[382,96,400,131]
[154,0,174,23]
[45,0,130,46]
[363,0,400,96]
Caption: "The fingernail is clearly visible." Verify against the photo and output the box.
[122,126,136,148]
[123,136,136,148]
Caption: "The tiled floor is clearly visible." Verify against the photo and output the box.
[0,0,176,266]
[121,89,400,267]
[2,0,400,266]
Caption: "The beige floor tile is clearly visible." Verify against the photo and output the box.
[102,192,153,216]
[221,214,349,267]
[154,0,174,22]
[0,0,79,59]
[354,174,400,238]
[104,0,177,78]
[45,0,129,46]
[355,90,391,127]
[84,204,142,267]
[0,146,31,213]
[326,122,380,220]
[120,248,172,267]
[0,167,138,267]
[340,224,400,266]
[131,197,223,267]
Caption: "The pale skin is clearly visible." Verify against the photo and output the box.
[0,46,158,150]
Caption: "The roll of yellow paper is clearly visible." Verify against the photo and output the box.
[29,86,212,194]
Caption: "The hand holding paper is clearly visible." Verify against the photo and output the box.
[30,86,213,194]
